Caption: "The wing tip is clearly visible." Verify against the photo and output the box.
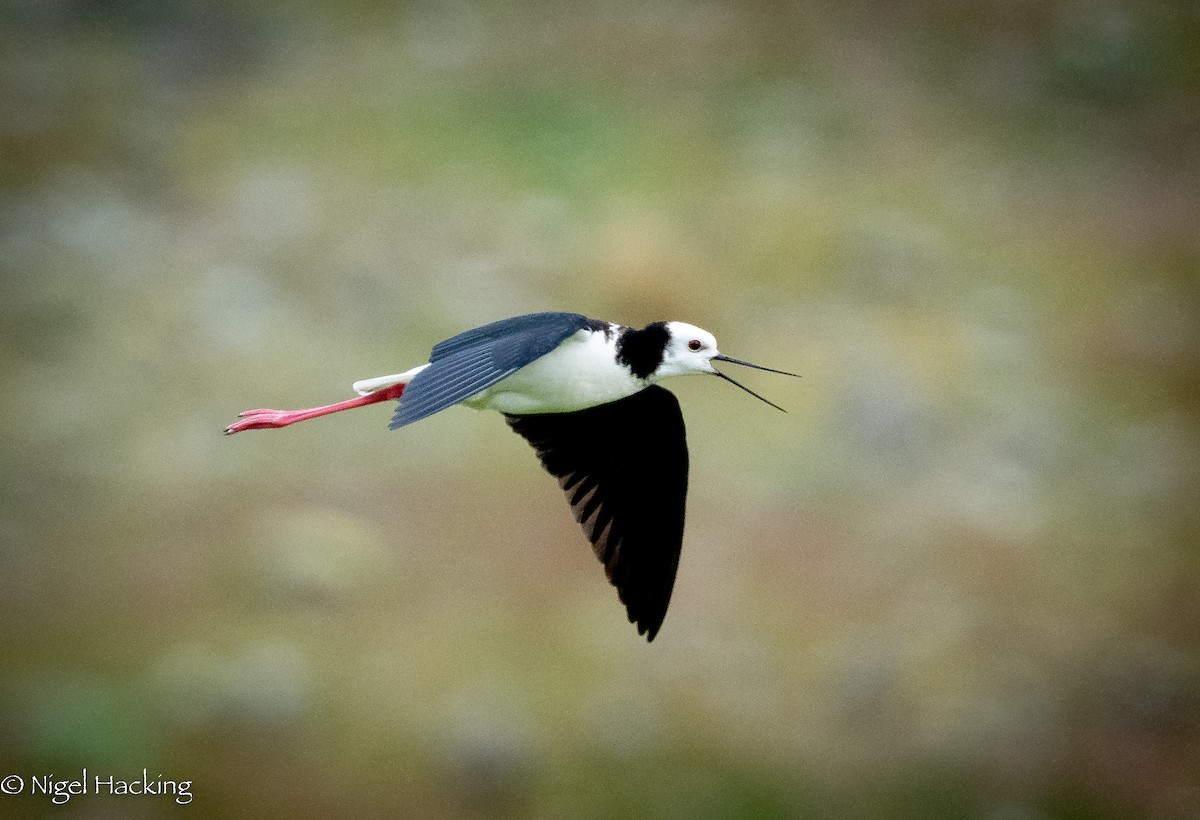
[627,599,668,642]
[387,408,409,430]
[638,620,662,642]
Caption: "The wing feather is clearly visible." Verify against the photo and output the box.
[505,385,688,641]
[391,312,594,429]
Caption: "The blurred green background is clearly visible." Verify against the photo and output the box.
[2,1,1198,817]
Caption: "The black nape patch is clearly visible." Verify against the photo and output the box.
[616,322,670,379]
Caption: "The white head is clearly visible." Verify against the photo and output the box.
[655,322,721,378]
[649,321,800,411]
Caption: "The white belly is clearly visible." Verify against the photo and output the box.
[464,329,647,414]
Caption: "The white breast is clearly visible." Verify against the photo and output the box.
[464,327,647,414]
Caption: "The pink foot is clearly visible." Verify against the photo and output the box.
[224,409,300,434]
[224,383,406,435]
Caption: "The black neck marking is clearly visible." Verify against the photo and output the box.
[616,322,670,379]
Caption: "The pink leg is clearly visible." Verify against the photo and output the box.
[224,383,406,434]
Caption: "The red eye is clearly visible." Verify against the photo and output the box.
[688,339,703,352]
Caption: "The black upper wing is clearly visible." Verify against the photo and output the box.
[505,385,688,641]
[391,312,594,429]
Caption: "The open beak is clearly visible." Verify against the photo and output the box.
[711,354,800,413]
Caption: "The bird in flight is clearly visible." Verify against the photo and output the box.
[225,312,798,640]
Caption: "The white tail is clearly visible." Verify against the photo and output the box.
[352,364,429,396]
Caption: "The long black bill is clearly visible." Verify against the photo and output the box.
[711,354,800,413]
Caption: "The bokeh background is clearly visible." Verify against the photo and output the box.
[2,1,1199,817]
